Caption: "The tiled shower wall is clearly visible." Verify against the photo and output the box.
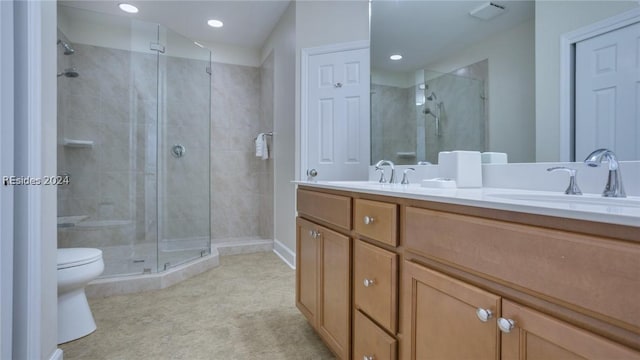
[371,83,417,165]
[57,43,158,250]
[210,58,274,243]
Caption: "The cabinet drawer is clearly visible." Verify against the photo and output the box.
[354,199,398,246]
[354,239,398,333]
[297,189,351,231]
[354,310,397,360]
[405,207,640,331]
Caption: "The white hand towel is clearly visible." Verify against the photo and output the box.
[261,134,269,160]
[255,133,264,158]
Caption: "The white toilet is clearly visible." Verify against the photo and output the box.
[57,247,104,344]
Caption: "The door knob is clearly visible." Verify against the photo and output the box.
[306,168,318,179]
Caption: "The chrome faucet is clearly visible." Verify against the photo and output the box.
[375,160,396,183]
[547,167,582,195]
[584,148,626,198]
[401,168,415,185]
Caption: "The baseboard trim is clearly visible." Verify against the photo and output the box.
[273,239,295,270]
[49,349,63,360]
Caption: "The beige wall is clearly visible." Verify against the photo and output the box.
[261,2,297,259]
[535,1,638,161]
[260,0,369,258]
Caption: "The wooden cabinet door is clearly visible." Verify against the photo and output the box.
[401,261,501,360]
[318,225,351,359]
[296,218,319,327]
[501,299,640,360]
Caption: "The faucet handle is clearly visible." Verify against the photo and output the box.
[547,167,582,195]
[401,168,415,185]
[375,166,387,183]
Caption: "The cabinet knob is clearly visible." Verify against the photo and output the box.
[308,230,320,239]
[363,356,374,360]
[476,308,493,322]
[497,317,516,333]
[363,278,375,287]
[363,216,375,225]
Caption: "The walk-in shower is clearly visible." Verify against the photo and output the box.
[371,62,487,165]
[56,5,212,278]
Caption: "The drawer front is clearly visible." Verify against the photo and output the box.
[297,189,351,231]
[354,239,398,333]
[354,199,398,246]
[405,207,640,331]
[354,310,397,360]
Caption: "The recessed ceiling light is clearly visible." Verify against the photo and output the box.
[118,3,138,14]
[194,41,204,48]
[207,19,224,28]
[390,54,403,61]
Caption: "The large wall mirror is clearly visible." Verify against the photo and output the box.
[370,0,640,165]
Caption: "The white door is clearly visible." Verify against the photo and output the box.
[304,46,370,181]
[575,21,640,161]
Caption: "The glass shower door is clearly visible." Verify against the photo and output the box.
[157,26,212,270]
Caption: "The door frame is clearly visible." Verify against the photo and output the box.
[0,1,15,358]
[559,7,640,161]
[300,40,370,180]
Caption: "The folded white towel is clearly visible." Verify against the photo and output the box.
[255,133,264,158]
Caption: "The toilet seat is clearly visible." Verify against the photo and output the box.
[57,248,102,270]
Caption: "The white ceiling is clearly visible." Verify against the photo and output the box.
[59,0,291,48]
[371,0,535,73]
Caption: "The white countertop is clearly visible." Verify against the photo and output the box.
[296,181,640,227]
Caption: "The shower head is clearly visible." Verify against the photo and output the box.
[57,38,75,55]
[426,92,437,101]
[58,67,79,78]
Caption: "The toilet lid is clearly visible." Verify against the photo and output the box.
[57,248,103,270]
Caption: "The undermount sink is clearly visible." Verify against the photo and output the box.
[485,193,640,209]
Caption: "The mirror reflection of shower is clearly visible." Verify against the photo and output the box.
[58,67,79,78]
[423,90,443,136]
[57,32,79,78]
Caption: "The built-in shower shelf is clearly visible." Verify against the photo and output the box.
[63,138,94,148]
[397,151,416,158]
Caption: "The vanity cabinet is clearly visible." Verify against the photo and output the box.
[296,190,352,359]
[296,185,640,360]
